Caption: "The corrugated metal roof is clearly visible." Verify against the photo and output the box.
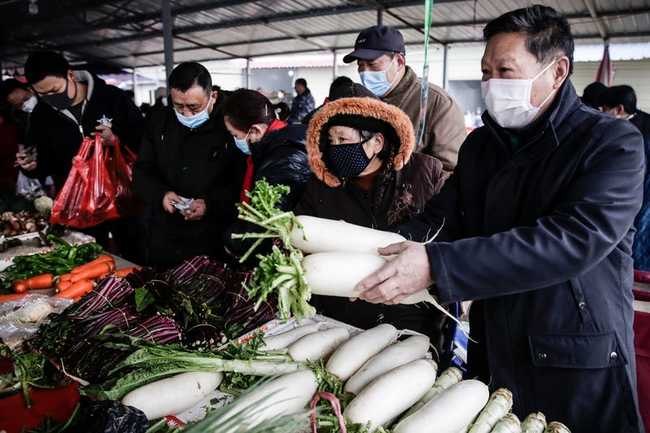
[2,0,649,72]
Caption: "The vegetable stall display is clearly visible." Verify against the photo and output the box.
[0,187,576,433]
[0,236,104,291]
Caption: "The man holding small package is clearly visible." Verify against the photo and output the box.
[134,62,245,267]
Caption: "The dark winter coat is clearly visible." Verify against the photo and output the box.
[224,123,311,256]
[631,109,650,271]
[288,89,316,124]
[401,81,645,433]
[295,96,448,349]
[134,105,246,268]
[382,66,466,176]
[26,71,143,190]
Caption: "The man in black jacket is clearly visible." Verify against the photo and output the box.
[355,6,645,433]
[22,52,142,189]
[602,85,650,273]
[602,85,650,152]
[287,78,315,124]
[134,62,245,268]
[22,51,143,261]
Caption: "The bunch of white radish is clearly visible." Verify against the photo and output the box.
[234,181,456,322]
[311,323,571,433]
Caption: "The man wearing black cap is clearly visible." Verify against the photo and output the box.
[343,25,466,177]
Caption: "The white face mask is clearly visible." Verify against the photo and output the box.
[21,95,37,113]
[481,60,557,129]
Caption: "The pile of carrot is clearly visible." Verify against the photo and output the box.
[7,255,140,302]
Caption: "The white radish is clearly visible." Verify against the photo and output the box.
[468,388,513,433]
[394,380,489,433]
[303,253,434,304]
[288,327,350,362]
[122,372,223,420]
[219,369,318,433]
[345,335,431,395]
[522,413,547,433]
[491,413,521,433]
[290,215,406,254]
[326,324,398,380]
[261,323,324,351]
[406,366,464,417]
[344,359,437,431]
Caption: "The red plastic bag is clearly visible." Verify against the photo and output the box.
[50,134,137,228]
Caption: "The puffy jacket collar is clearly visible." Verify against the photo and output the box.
[251,123,306,165]
[305,97,415,188]
[73,70,95,100]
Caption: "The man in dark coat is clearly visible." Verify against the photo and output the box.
[22,51,143,261]
[134,62,245,268]
[287,78,315,124]
[22,52,142,190]
[581,81,607,110]
[355,6,645,433]
[602,85,650,272]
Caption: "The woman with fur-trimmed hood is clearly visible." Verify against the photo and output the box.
[296,96,447,349]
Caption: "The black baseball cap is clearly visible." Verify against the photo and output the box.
[343,25,405,63]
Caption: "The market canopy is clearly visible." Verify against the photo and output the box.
[2,0,650,73]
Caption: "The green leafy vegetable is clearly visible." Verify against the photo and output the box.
[245,246,314,320]
[231,180,299,262]
[219,333,290,394]
[182,382,312,433]
[0,236,103,289]
[98,343,301,400]
[0,348,60,407]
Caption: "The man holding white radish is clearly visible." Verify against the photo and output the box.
[356,6,645,433]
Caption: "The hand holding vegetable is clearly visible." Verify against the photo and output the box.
[357,241,434,305]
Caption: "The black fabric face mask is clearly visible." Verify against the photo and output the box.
[40,77,75,110]
[326,136,374,178]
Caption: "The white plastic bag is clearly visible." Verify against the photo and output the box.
[0,295,72,348]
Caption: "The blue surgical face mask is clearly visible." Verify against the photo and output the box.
[233,131,251,155]
[360,58,396,97]
[174,98,212,129]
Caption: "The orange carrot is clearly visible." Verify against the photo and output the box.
[113,267,140,278]
[56,280,93,299]
[0,293,28,303]
[56,280,72,292]
[13,281,27,293]
[59,273,73,282]
[70,262,114,283]
[71,255,114,274]
[22,273,54,290]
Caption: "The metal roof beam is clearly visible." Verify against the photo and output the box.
[97,7,650,63]
[16,0,261,40]
[583,0,609,40]
[13,3,650,55]
[131,30,650,68]
[12,0,439,52]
